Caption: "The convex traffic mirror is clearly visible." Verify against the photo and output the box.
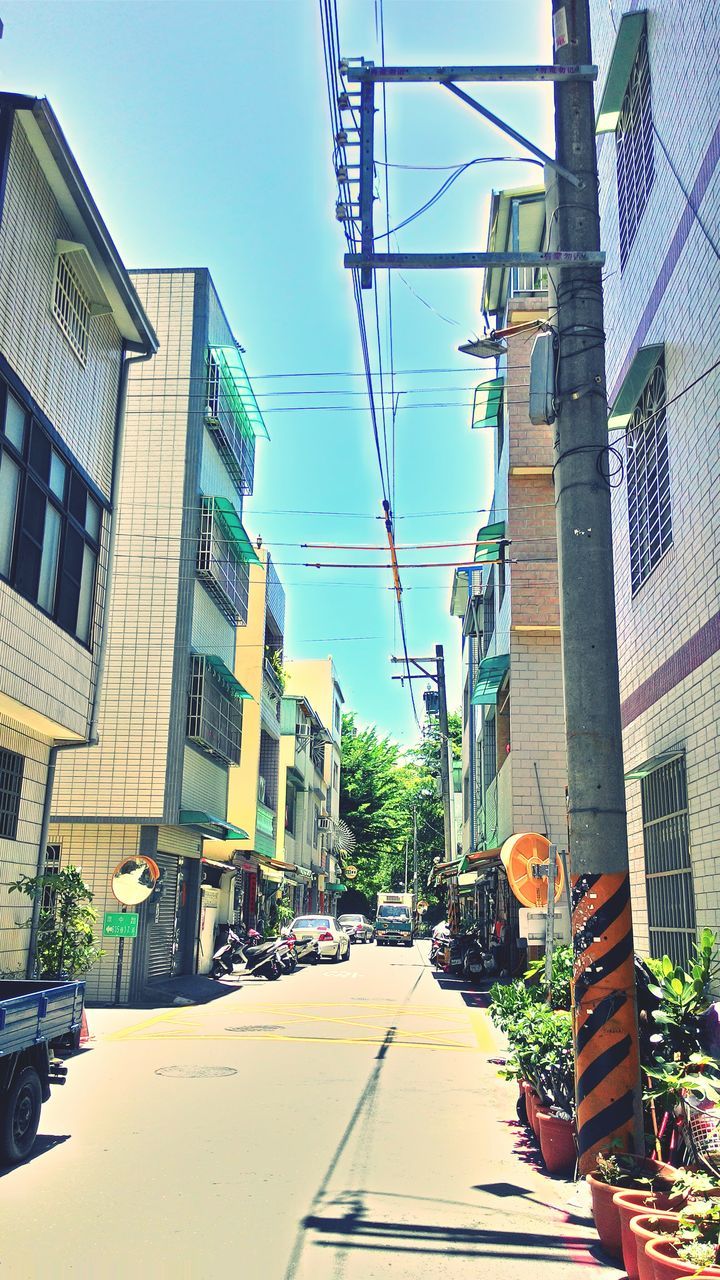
[111,855,160,906]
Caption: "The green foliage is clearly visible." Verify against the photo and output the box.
[10,866,102,978]
[648,930,719,1054]
[591,1151,657,1189]
[339,710,462,903]
[524,943,574,1011]
[265,647,288,693]
[676,1239,718,1268]
[673,1198,720,1266]
[644,1053,720,1106]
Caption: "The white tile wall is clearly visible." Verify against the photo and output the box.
[0,713,52,976]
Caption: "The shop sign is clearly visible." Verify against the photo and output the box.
[344,865,358,880]
[103,911,139,938]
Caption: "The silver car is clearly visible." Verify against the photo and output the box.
[338,914,374,944]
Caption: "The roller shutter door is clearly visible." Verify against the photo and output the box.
[147,853,179,981]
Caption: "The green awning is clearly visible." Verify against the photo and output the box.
[328,883,346,893]
[624,747,684,781]
[475,520,506,564]
[472,377,505,430]
[209,345,270,441]
[450,567,471,617]
[213,497,261,564]
[286,765,305,789]
[179,811,249,840]
[596,11,647,133]
[608,345,664,430]
[471,653,510,705]
[204,654,253,701]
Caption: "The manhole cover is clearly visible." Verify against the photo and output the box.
[226,1025,284,1033]
[155,1065,237,1079]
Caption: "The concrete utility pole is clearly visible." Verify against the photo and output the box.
[435,644,454,864]
[550,0,643,1172]
[412,806,418,903]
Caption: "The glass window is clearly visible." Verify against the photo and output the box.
[0,747,24,840]
[641,755,695,969]
[0,371,103,645]
[4,393,25,451]
[49,450,67,501]
[0,452,20,576]
[76,543,97,643]
[627,357,671,592]
[85,494,101,541]
[37,502,61,613]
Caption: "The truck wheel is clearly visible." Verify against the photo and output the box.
[0,1065,42,1164]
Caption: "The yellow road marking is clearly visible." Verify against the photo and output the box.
[466,1008,503,1054]
[114,1031,474,1050]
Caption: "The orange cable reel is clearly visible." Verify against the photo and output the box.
[501,832,564,908]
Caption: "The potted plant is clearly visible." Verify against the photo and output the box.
[628,1212,683,1280]
[588,1151,677,1261]
[644,1200,720,1279]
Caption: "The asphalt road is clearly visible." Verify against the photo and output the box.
[1,941,623,1279]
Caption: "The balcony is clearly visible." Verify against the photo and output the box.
[197,497,259,624]
[256,800,276,857]
[186,654,250,765]
[205,347,269,497]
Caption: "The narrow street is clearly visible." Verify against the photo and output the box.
[2,944,621,1279]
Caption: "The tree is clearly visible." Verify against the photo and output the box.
[339,710,462,908]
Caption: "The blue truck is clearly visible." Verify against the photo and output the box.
[0,979,85,1164]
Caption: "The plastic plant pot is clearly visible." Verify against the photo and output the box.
[644,1235,720,1280]
[538,1111,576,1176]
[618,1206,680,1280]
[588,1158,675,1262]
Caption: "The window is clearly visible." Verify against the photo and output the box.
[334,701,341,733]
[482,580,496,657]
[187,656,243,765]
[498,556,506,611]
[196,497,250,624]
[616,31,654,270]
[496,385,505,462]
[0,748,24,840]
[259,730,279,808]
[0,377,102,644]
[204,351,256,497]
[483,716,497,793]
[53,253,91,364]
[641,755,696,970]
[333,761,339,790]
[285,781,296,834]
[627,357,671,593]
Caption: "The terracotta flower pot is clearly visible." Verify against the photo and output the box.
[618,1204,680,1280]
[588,1158,675,1262]
[644,1235,720,1280]
[523,1084,541,1136]
[538,1111,576,1176]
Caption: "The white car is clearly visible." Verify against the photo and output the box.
[290,915,351,963]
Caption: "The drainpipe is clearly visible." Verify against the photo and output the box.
[25,343,154,977]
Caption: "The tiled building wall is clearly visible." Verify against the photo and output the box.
[508,475,559,629]
[54,271,197,819]
[0,116,122,741]
[510,634,568,846]
[0,713,52,976]
[46,821,140,1004]
[506,299,553,471]
[590,0,720,943]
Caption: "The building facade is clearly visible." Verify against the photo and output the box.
[590,2,720,967]
[50,268,264,1001]
[0,95,156,977]
[448,187,569,948]
[277,694,332,914]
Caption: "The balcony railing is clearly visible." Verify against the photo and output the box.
[196,497,250,624]
[187,655,243,765]
[509,264,547,297]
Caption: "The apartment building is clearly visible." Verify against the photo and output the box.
[277,694,332,914]
[204,548,290,933]
[50,268,264,1001]
[285,658,345,911]
[0,94,156,977]
[589,2,720,967]
[448,186,568,945]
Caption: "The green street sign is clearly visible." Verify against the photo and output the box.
[103,911,139,938]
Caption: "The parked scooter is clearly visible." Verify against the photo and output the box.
[430,921,451,970]
[210,923,282,981]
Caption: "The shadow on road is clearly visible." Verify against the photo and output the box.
[0,1132,70,1178]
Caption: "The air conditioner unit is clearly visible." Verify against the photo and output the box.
[317,816,332,832]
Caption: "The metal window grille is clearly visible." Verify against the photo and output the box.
[259,730,279,809]
[641,754,696,970]
[196,498,250,625]
[52,254,90,365]
[265,554,286,634]
[482,716,496,793]
[482,582,496,657]
[0,748,24,839]
[616,31,655,270]
[627,358,672,592]
[186,656,243,765]
[204,353,256,496]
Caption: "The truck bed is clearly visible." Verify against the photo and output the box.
[0,980,85,1058]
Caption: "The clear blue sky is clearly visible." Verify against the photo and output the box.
[2,0,552,745]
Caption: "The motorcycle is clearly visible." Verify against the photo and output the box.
[211,923,282,981]
[430,923,452,971]
[462,931,495,985]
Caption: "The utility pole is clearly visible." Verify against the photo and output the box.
[435,644,454,864]
[412,805,418,904]
[404,836,409,893]
[550,0,642,1172]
